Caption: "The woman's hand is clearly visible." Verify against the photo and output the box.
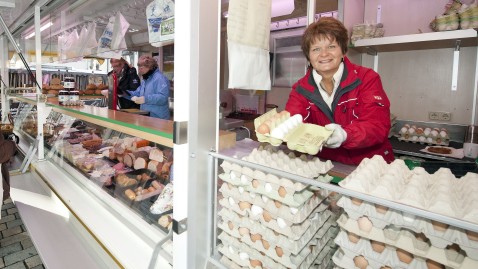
[325,123,347,148]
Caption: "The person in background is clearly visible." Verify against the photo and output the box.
[0,131,17,202]
[104,58,141,109]
[285,17,394,165]
[128,55,170,119]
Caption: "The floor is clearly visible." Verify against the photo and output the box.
[0,198,44,269]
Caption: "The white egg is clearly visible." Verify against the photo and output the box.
[277,218,287,229]
[228,245,235,254]
[400,127,408,134]
[431,130,439,137]
[265,183,273,192]
[238,186,244,193]
[411,135,418,141]
[251,205,263,216]
[262,195,269,203]
[290,207,298,215]
[408,128,415,135]
[270,128,285,139]
[239,252,249,260]
[228,197,235,206]
[240,175,249,184]
[419,136,426,142]
[291,114,303,123]
[440,130,447,138]
[426,137,433,143]
[424,128,431,136]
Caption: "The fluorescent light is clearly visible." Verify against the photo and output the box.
[25,21,53,39]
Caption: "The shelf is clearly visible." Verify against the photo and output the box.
[275,45,302,54]
[351,29,478,53]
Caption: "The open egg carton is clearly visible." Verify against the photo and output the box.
[337,196,478,259]
[254,109,333,155]
[396,124,450,146]
[339,155,478,224]
[239,144,334,179]
[219,183,330,225]
[334,214,478,269]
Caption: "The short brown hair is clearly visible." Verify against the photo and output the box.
[301,17,348,62]
[138,55,158,69]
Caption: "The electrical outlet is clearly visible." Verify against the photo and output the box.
[429,112,439,120]
[439,112,451,121]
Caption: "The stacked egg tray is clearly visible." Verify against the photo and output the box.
[338,155,478,224]
[239,145,334,179]
[332,213,478,269]
[217,160,339,268]
[254,108,332,155]
[396,124,450,146]
[337,196,478,258]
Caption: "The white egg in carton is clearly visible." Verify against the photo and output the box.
[219,197,313,239]
[254,109,333,155]
[241,146,334,179]
[339,155,478,224]
[218,228,336,269]
[219,171,315,208]
[336,214,478,268]
[338,196,478,258]
[219,183,328,225]
[218,206,332,255]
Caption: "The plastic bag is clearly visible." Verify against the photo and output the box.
[97,12,129,58]
[147,0,175,46]
[78,22,98,57]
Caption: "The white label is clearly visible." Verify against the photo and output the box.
[59,95,68,103]
[69,95,79,102]
[64,81,75,89]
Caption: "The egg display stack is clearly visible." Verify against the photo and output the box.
[332,155,478,268]
[217,145,340,269]
[397,124,450,146]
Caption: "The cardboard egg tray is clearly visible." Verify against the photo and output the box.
[339,155,478,224]
[217,224,337,269]
[397,124,450,146]
[219,198,313,240]
[218,206,332,255]
[338,196,478,257]
[219,182,326,224]
[310,241,337,269]
[240,146,334,179]
[254,109,333,155]
[219,171,314,208]
[336,214,478,268]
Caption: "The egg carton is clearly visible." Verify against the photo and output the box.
[218,227,334,269]
[397,136,449,146]
[219,171,315,208]
[254,109,332,155]
[219,182,328,224]
[339,155,478,224]
[218,209,334,257]
[338,196,478,257]
[397,125,450,145]
[241,148,334,180]
[336,214,478,268]
[310,241,337,269]
[218,196,330,241]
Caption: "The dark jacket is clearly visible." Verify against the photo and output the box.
[108,65,141,109]
[0,132,17,201]
[285,57,394,165]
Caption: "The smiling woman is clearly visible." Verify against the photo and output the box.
[284,17,394,165]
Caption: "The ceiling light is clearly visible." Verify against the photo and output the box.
[25,22,53,39]
[128,28,139,33]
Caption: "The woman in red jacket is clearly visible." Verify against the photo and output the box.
[285,17,394,165]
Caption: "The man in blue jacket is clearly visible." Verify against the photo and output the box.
[129,55,171,119]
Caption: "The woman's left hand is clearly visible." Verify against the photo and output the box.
[325,123,347,148]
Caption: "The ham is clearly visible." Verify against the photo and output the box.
[149,148,163,162]
[147,160,160,172]
[134,157,148,170]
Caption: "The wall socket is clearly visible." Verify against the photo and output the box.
[429,111,451,121]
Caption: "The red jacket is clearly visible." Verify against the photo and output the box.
[285,57,394,165]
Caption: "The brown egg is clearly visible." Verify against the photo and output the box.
[426,259,445,269]
[275,246,284,257]
[238,227,250,236]
[370,240,386,253]
[227,221,234,230]
[466,230,478,241]
[238,201,252,211]
[375,204,389,214]
[257,123,270,134]
[347,232,360,243]
[415,232,428,242]
[353,255,368,269]
[274,200,282,208]
[396,248,414,264]
[263,211,273,222]
[250,259,262,268]
[262,239,270,250]
[357,216,373,232]
[252,179,260,188]
[279,110,289,117]
[351,198,363,205]
[431,220,449,232]
[278,186,287,197]
[250,233,262,242]
[227,182,233,189]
